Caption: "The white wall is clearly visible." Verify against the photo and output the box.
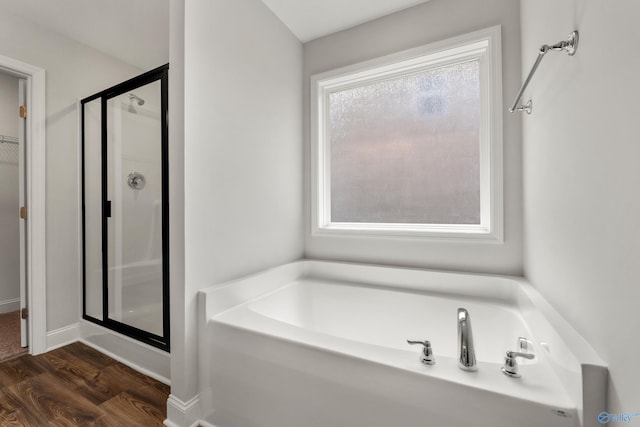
[521,0,640,414]
[168,0,304,421]
[303,0,523,275]
[0,9,143,331]
[0,73,19,313]
[0,73,18,136]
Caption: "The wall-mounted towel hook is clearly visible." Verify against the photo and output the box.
[509,31,579,114]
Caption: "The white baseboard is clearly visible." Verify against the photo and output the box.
[165,394,202,427]
[0,298,20,315]
[163,419,205,427]
[46,322,80,351]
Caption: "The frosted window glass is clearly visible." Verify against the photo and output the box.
[329,60,480,225]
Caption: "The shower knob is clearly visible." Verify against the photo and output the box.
[127,172,146,190]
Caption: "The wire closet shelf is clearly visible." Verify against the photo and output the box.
[0,134,18,144]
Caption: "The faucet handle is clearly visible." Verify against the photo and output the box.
[407,340,435,365]
[501,351,535,377]
[507,351,535,360]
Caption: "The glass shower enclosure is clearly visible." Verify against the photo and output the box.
[81,65,169,351]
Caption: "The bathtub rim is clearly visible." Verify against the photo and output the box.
[200,259,606,366]
[209,288,576,412]
[199,259,607,427]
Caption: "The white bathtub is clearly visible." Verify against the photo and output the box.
[198,261,607,427]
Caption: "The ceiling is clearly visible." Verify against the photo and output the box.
[0,0,430,70]
[0,0,169,70]
[262,0,431,42]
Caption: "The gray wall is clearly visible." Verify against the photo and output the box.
[0,9,142,331]
[521,0,640,413]
[303,0,523,275]
[169,0,304,417]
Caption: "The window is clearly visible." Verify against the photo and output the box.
[311,26,503,241]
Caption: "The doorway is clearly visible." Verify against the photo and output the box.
[0,72,26,361]
[0,53,47,357]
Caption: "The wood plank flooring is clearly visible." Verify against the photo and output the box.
[0,342,170,426]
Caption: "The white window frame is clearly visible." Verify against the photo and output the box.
[310,26,503,242]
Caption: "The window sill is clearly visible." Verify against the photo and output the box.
[313,222,503,243]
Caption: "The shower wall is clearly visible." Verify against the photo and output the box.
[0,73,19,314]
[83,93,163,319]
[111,92,163,269]
[106,86,164,336]
[119,115,162,264]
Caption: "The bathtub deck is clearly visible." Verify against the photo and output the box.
[0,342,169,426]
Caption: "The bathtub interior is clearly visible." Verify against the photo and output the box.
[248,279,535,364]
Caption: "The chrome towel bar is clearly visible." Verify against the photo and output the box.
[510,31,579,114]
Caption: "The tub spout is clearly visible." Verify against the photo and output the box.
[457,308,477,371]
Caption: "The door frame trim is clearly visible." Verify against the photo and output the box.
[0,53,47,355]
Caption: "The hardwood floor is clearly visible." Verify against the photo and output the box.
[0,342,170,426]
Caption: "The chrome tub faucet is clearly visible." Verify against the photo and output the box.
[407,340,435,365]
[457,308,477,371]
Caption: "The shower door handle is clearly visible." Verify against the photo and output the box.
[105,200,112,218]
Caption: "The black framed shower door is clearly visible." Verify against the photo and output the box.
[81,64,170,351]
